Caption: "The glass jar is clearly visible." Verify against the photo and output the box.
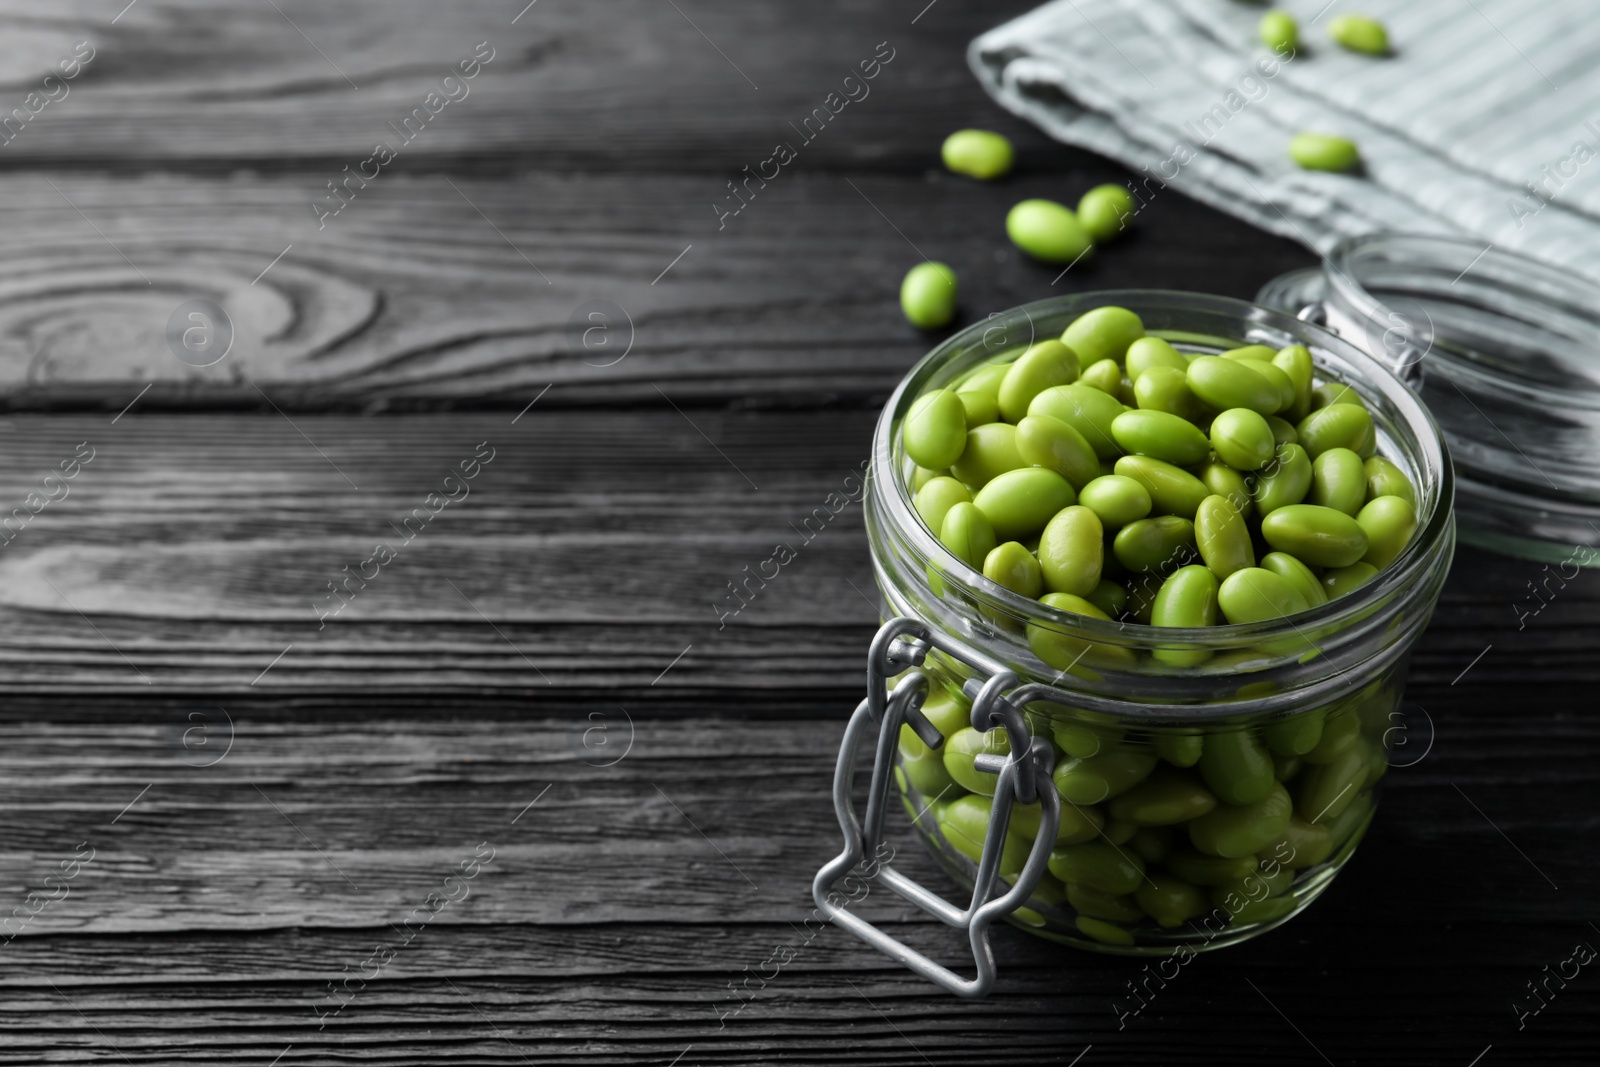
[813,290,1455,996]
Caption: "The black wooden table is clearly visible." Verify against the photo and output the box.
[0,2,1594,1064]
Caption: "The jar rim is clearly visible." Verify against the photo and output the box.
[871,289,1455,650]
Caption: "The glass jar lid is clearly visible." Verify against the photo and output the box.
[1259,233,1600,563]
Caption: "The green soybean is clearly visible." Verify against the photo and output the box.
[1357,495,1417,569]
[1274,345,1314,421]
[1199,728,1276,806]
[973,467,1075,539]
[1062,307,1144,367]
[1260,504,1370,568]
[1007,198,1094,264]
[1047,841,1145,895]
[1116,455,1210,518]
[1188,355,1281,415]
[1129,826,1175,863]
[1364,455,1415,507]
[1244,359,1297,413]
[1310,447,1367,516]
[899,261,959,329]
[1289,132,1361,173]
[941,128,1015,180]
[1303,707,1360,765]
[897,745,956,798]
[1133,365,1204,421]
[903,388,967,470]
[1271,815,1334,868]
[940,794,1031,877]
[1200,460,1253,518]
[1218,567,1310,624]
[1038,505,1105,596]
[1078,474,1153,528]
[1078,578,1124,619]
[949,422,1026,488]
[1220,345,1279,363]
[900,688,972,755]
[1263,708,1325,757]
[910,465,944,492]
[943,726,1010,796]
[983,541,1044,598]
[1298,403,1376,459]
[998,340,1081,423]
[1266,415,1300,447]
[1029,593,1133,673]
[1052,748,1158,804]
[1313,382,1365,410]
[1165,846,1257,886]
[1125,337,1188,380]
[1327,13,1389,55]
[1151,565,1219,666]
[954,362,1008,426]
[1030,384,1125,459]
[939,501,997,569]
[1077,184,1137,244]
[1253,443,1312,516]
[1016,413,1101,489]
[1212,864,1294,911]
[1154,732,1203,768]
[1012,796,1104,845]
[915,476,971,536]
[1079,358,1124,395]
[1138,874,1210,928]
[1260,551,1328,608]
[1295,741,1368,824]
[1113,409,1211,466]
[1053,716,1125,759]
[1109,766,1217,825]
[1188,781,1293,858]
[1114,515,1197,573]
[1075,915,1135,946]
[1195,494,1256,580]
[1067,882,1145,922]
[1210,408,1276,471]
[1259,10,1299,54]
[1321,561,1378,597]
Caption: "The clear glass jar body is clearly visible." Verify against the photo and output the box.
[869,291,1455,954]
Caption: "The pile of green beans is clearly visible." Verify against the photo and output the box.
[895,304,1416,945]
[903,305,1417,664]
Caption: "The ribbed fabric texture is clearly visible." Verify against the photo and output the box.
[971,0,1600,281]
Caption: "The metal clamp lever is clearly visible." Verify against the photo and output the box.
[812,617,1059,998]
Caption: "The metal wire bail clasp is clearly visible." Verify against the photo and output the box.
[811,617,1059,998]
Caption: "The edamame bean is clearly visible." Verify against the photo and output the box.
[1053,715,1125,759]
[1260,551,1327,608]
[1327,13,1389,55]
[1129,826,1175,863]
[1240,358,1296,413]
[1266,415,1299,447]
[1264,708,1325,757]
[1210,408,1276,471]
[1295,741,1368,824]
[1154,732,1203,767]
[1252,443,1312,516]
[1260,504,1370,568]
[1218,567,1310,625]
[940,794,1031,877]
[1220,345,1279,363]
[1212,864,1294,911]
[1271,816,1334,868]
[1289,132,1361,173]
[1297,403,1376,459]
[1115,455,1210,518]
[1364,455,1415,507]
[1310,447,1367,516]
[900,261,958,329]
[1151,565,1219,666]
[1200,461,1253,518]
[1067,883,1145,922]
[1109,766,1217,825]
[1017,414,1101,489]
[1012,796,1104,845]
[1075,915,1135,946]
[1062,306,1144,366]
[1125,337,1188,380]
[941,128,1014,180]
[1030,384,1124,459]
[939,501,997,569]
[1321,561,1378,597]
[1133,365,1204,421]
[1112,409,1211,466]
[915,476,970,535]
[1196,495,1256,580]
[1048,841,1145,895]
[1028,593,1131,673]
[1274,345,1314,421]
[1053,748,1157,804]
[984,541,1044,598]
[1165,846,1257,886]
[1079,358,1124,395]
[1086,577,1130,618]
[1114,515,1197,573]
[1187,355,1281,415]
[1138,874,1209,928]
[897,745,956,798]
[1259,10,1298,54]
[943,726,1010,796]
[903,388,967,470]
[1303,707,1359,765]
[1078,184,1137,243]
[998,340,1081,422]
[1188,781,1293,858]
[1357,495,1417,569]
[974,467,1076,539]
[1007,198,1094,264]
[954,362,1009,426]
[949,422,1026,487]
[1327,790,1374,850]
[910,466,943,492]
[1078,474,1152,528]
[899,688,972,756]
[1038,505,1104,595]
[1313,382,1365,410]
[1198,728,1276,805]
[1228,895,1296,925]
